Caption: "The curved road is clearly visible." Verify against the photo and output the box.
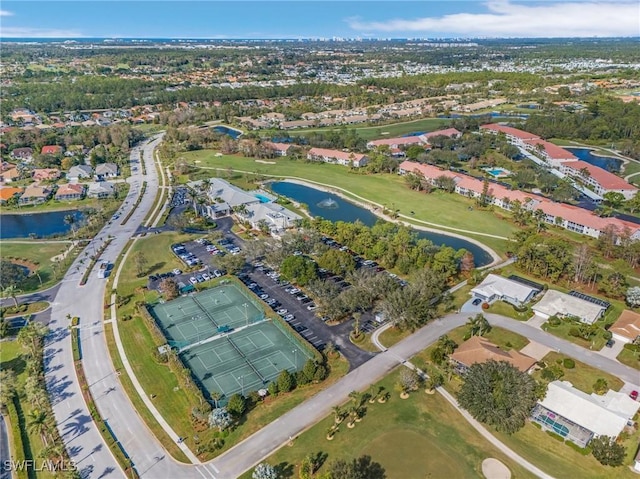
[46,136,639,479]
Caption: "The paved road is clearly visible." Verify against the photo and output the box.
[0,415,11,479]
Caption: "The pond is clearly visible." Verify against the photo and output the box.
[0,210,84,239]
[565,147,623,172]
[212,125,243,139]
[269,181,493,267]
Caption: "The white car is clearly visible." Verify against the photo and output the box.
[277,309,288,316]
[202,273,211,281]
[189,277,198,285]
[173,269,182,275]
[283,314,295,322]
[289,288,300,294]
[260,294,269,300]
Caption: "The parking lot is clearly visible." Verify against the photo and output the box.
[240,266,376,369]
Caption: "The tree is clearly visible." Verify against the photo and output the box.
[317,249,356,277]
[0,369,16,409]
[397,368,421,393]
[208,407,233,431]
[603,191,625,209]
[63,214,78,238]
[1,284,22,308]
[0,319,9,339]
[277,369,294,393]
[327,455,386,479]
[625,286,640,308]
[590,436,626,467]
[159,278,179,300]
[0,262,28,290]
[226,393,246,418]
[27,409,51,446]
[133,251,148,277]
[457,360,538,434]
[593,378,608,394]
[280,255,318,286]
[467,313,492,337]
[252,462,278,479]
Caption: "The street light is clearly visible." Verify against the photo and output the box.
[238,375,244,396]
[292,349,298,367]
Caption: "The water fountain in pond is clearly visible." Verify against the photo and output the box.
[317,198,339,209]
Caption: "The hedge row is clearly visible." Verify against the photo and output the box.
[7,397,28,479]
[120,181,147,226]
[79,239,113,286]
[71,317,81,361]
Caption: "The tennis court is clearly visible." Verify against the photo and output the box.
[150,283,264,348]
[180,321,313,401]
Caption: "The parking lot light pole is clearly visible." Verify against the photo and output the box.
[292,349,298,367]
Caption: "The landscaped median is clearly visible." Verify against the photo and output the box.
[120,181,147,226]
[79,238,113,286]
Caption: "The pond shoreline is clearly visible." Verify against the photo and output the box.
[270,178,502,268]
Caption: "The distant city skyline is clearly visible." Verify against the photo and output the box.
[1,1,638,39]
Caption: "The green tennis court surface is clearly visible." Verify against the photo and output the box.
[149,283,314,401]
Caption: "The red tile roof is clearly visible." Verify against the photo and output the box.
[263,142,292,152]
[55,183,84,196]
[421,128,462,140]
[480,124,540,140]
[41,145,62,155]
[0,186,23,201]
[308,147,366,162]
[367,136,424,147]
[563,160,636,191]
[523,139,577,160]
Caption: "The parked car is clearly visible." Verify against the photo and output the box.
[189,277,197,285]
[283,314,295,322]
[306,303,317,311]
[196,275,204,283]
[631,390,639,400]
[472,298,483,306]
[172,269,182,275]
[202,273,211,281]
[260,294,269,300]
[277,309,288,316]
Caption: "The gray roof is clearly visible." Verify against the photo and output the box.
[243,202,302,230]
[532,289,605,324]
[199,178,259,208]
[87,181,115,195]
[68,164,93,178]
[471,274,538,303]
[95,162,118,175]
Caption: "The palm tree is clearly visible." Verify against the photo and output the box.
[2,285,21,308]
[64,214,77,238]
[17,321,48,358]
[0,319,9,339]
[28,409,51,446]
[467,313,492,337]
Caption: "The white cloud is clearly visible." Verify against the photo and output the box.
[347,1,640,38]
[0,27,83,38]
[0,10,13,17]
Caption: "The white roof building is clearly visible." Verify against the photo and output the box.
[197,178,259,208]
[470,274,540,306]
[532,381,639,447]
[242,202,302,233]
[532,290,606,324]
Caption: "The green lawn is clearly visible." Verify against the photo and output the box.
[184,151,517,241]
[487,300,532,321]
[1,241,82,293]
[241,368,535,479]
[533,351,623,393]
[0,341,56,479]
[617,346,640,370]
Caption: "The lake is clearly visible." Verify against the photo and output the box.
[0,210,84,239]
[212,125,242,139]
[565,147,623,172]
[269,181,493,267]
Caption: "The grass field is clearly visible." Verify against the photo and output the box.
[184,151,518,242]
[533,351,623,394]
[617,346,640,370]
[240,367,535,479]
[1,241,81,293]
[487,300,532,321]
[0,341,56,479]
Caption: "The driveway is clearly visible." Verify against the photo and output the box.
[596,339,624,360]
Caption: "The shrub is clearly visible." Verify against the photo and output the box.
[277,369,294,393]
[568,327,581,337]
[565,440,591,455]
[481,302,489,310]
[562,358,575,369]
[545,430,564,442]
[226,394,246,418]
[208,407,233,431]
[548,316,561,327]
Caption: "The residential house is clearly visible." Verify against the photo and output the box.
[55,183,85,201]
[94,163,119,179]
[559,160,637,200]
[397,160,640,241]
[0,167,20,183]
[10,147,33,161]
[0,186,24,204]
[41,145,63,156]
[470,274,541,307]
[20,183,52,204]
[67,165,93,181]
[263,142,293,157]
[307,147,368,167]
[87,181,115,198]
[366,128,461,150]
[609,310,640,344]
[33,168,61,182]
[450,336,537,374]
[532,290,606,325]
[531,380,640,447]
[521,138,578,166]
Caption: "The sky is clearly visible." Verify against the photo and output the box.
[0,1,638,39]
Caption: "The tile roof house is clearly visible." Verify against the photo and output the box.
[531,380,640,447]
[94,163,119,179]
[33,168,62,181]
[367,128,461,150]
[0,186,24,204]
[10,147,33,161]
[0,167,21,183]
[609,310,640,344]
[41,145,63,156]
[67,165,93,181]
[532,290,606,325]
[470,274,541,307]
[559,160,637,200]
[307,147,368,167]
[87,181,115,198]
[450,336,537,373]
[55,183,85,201]
[20,183,52,204]
[263,142,293,157]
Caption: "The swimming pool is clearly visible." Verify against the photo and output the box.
[254,193,272,203]
[486,167,511,178]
